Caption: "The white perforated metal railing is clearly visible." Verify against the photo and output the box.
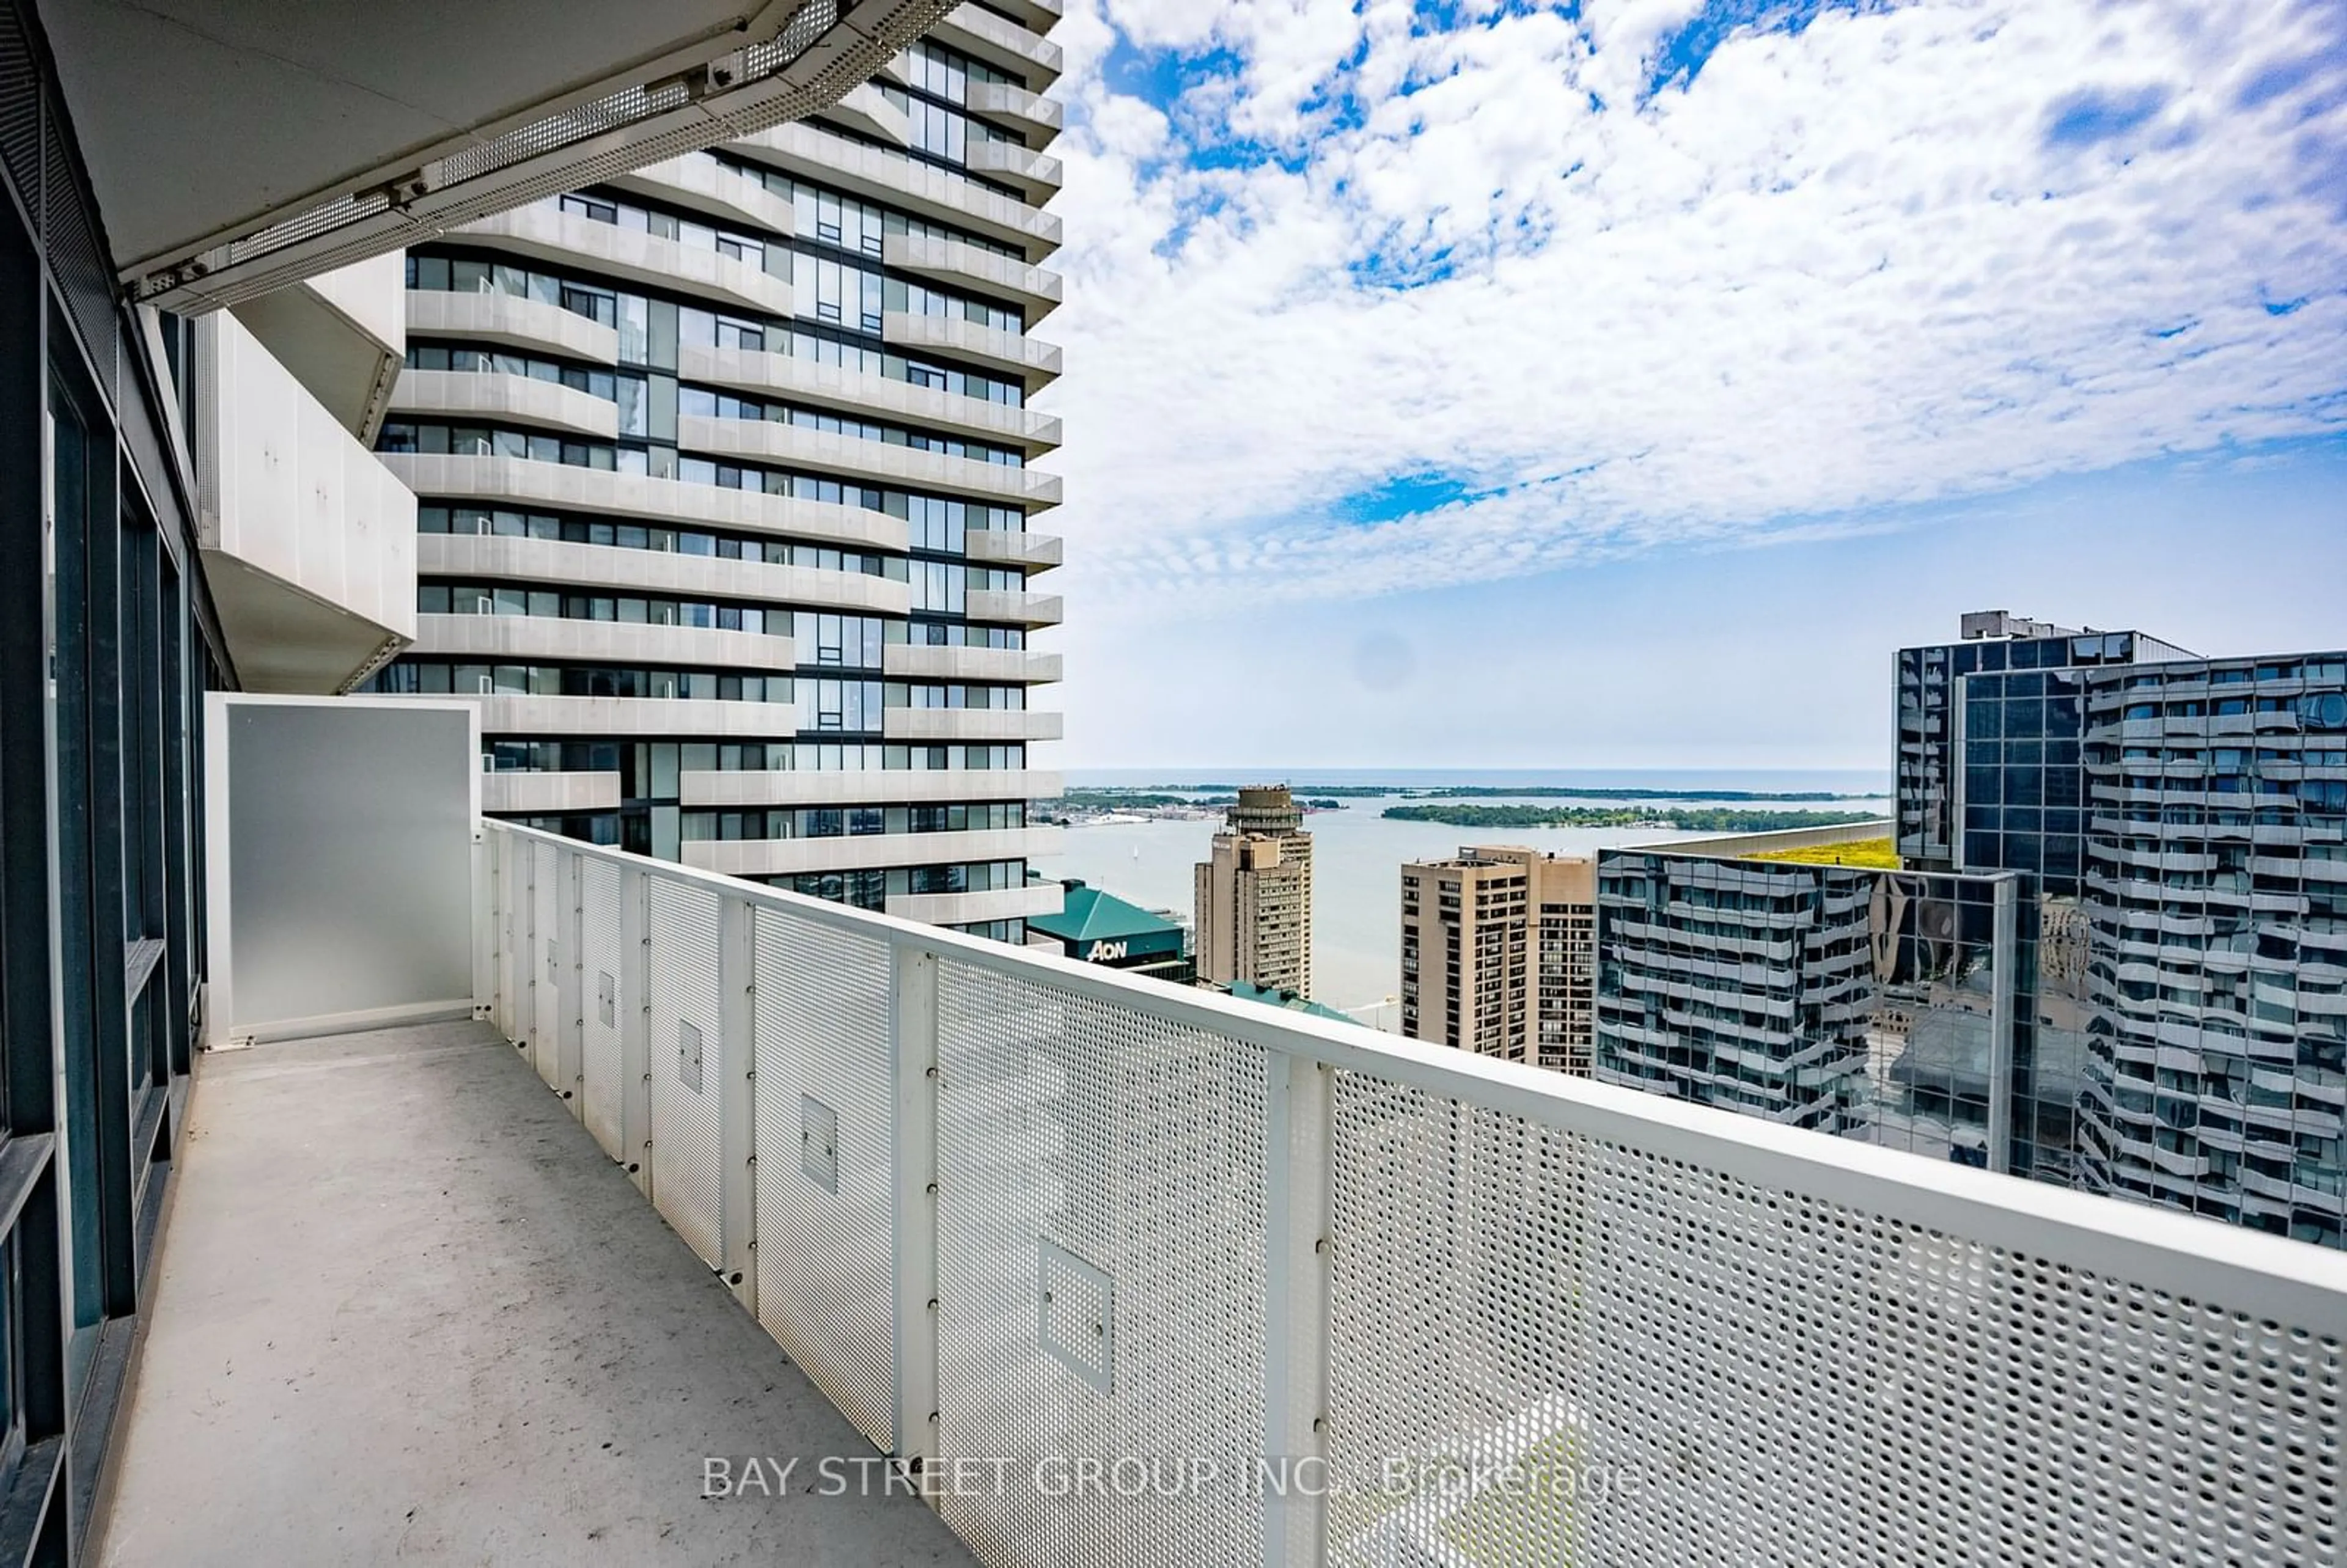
[479,821,2347,1568]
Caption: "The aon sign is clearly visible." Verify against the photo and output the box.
[1083,939,1128,963]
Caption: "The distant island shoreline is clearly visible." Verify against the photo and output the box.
[1107,784,1875,802]
[1380,804,1886,832]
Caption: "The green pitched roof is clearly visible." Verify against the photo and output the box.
[1029,881,1181,946]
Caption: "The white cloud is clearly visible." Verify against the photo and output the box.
[1033,0,2347,612]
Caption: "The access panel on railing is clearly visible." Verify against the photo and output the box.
[751,907,898,1450]
[930,959,1272,1568]
[648,878,726,1265]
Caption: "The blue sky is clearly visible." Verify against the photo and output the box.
[1032,0,2347,768]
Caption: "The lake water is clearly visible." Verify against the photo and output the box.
[1041,769,1893,1027]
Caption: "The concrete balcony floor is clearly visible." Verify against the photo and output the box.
[96,1019,972,1567]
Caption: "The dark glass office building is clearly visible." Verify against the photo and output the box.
[1896,610,2194,892]
[1893,611,2194,1182]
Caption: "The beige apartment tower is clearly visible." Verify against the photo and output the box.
[1194,786,1314,997]
[1401,846,1595,1071]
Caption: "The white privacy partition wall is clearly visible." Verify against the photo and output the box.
[205,695,481,1046]
[479,819,2347,1568]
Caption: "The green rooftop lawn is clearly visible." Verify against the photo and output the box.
[1746,836,1900,869]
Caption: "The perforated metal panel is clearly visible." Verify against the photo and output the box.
[1321,1077,2347,1568]
[648,879,724,1264]
[932,961,1268,1568]
[751,910,896,1448]
[580,859,625,1160]
[531,842,562,1087]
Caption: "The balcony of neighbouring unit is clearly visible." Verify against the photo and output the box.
[928,4,1064,89]
[678,766,1063,808]
[883,312,1061,394]
[884,880,1064,925]
[416,532,911,617]
[982,0,1063,42]
[479,769,623,815]
[883,233,1063,322]
[815,82,916,148]
[411,614,795,673]
[405,288,620,364]
[378,453,909,552]
[606,153,802,240]
[226,251,405,443]
[680,824,1062,880]
[727,123,1060,262]
[881,707,1063,742]
[389,369,619,441]
[449,692,799,738]
[193,309,416,694]
[964,528,1063,571]
[965,141,1063,203]
[965,587,1064,626]
[455,202,793,320]
[966,81,1063,151]
[677,413,1062,509]
[680,343,1062,456]
[883,643,1062,683]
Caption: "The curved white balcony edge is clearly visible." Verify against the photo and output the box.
[406,290,620,365]
[884,881,1064,926]
[966,82,1063,151]
[412,614,796,672]
[883,312,1060,394]
[728,122,1060,263]
[965,529,1063,571]
[681,824,1061,879]
[480,770,623,815]
[381,453,910,552]
[680,343,1061,456]
[457,204,794,322]
[678,414,1060,510]
[882,708,1062,742]
[965,588,1063,627]
[883,233,1062,322]
[882,643,1061,683]
[930,3,1064,90]
[452,692,798,738]
[391,370,619,441]
[608,155,801,243]
[417,533,910,616]
[966,140,1063,203]
[679,767,1062,808]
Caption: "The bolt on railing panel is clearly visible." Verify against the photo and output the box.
[752,906,898,1448]
[531,841,563,1089]
[648,877,727,1266]
[477,823,2347,1568]
[931,958,1271,1568]
[580,857,628,1159]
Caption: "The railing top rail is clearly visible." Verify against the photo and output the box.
[485,818,2347,1333]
